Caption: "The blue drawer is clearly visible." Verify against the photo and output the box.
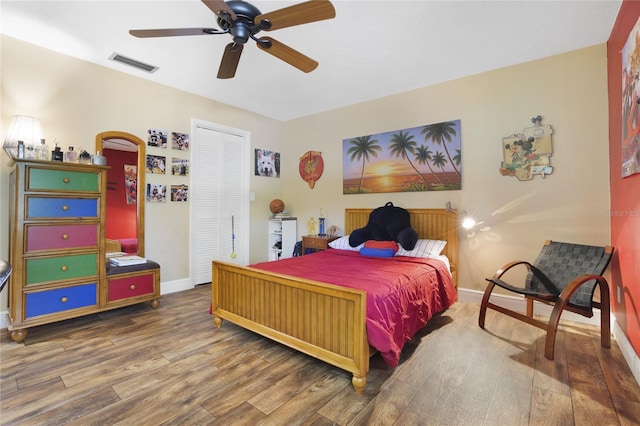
[25,283,97,318]
[27,197,98,218]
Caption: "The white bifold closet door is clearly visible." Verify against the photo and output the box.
[191,119,250,285]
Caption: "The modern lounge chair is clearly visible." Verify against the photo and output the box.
[478,240,613,360]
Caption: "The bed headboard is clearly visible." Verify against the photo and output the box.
[345,208,458,286]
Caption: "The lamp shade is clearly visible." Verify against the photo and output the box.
[3,115,43,159]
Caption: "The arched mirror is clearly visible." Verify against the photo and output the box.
[95,131,145,257]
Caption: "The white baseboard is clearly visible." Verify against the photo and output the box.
[160,277,194,295]
[613,320,640,388]
[458,287,640,387]
[457,287,600,325]
[0,278,196,331]
[3,285,638,388]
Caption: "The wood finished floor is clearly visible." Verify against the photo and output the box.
[1,283,639,425]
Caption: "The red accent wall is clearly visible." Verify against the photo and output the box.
[608,0,640,357]
[104,148,138,240]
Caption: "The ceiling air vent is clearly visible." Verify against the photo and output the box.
[109,52,158,73]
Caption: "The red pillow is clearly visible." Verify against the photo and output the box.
[364,240,399,252]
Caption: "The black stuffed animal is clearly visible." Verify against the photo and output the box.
[348,202,419,250]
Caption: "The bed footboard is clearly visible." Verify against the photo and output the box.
[212,261,369,393]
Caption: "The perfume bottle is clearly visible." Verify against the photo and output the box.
[92,150,106,165]
[64,146,77,162]
[38,139,49,161]
[78,149,92,164]
[51,145,63,162]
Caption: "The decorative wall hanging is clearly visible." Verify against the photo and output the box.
[124,164,137,205]
[171,157,189,176]
[147,128,167,148]
[622,16,640,178]
[500,116,553,181]
[146,154,166,174]
[170,184,189,202]
[255,149,280,178]
[342,120,462,194]
[146,183,166,203]
[299,151,324,189]
[171,132,189,151]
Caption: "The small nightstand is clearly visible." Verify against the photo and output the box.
[301,235,339,255]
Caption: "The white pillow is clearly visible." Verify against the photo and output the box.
[396,239,447,258]
[328,235,363,251]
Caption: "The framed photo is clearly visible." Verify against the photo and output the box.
[146,183,166,203]
[171,157,189,176]
[148,128,167,148]
[171,184,189,202]
[255,148,280,178]
[146,154,166,174]
[171,132,189,151]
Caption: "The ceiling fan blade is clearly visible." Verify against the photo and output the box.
[202,0,237,20]
[218,43,243,79]
[257,37,318,73]
[255,0,336,31]
[130,28,221,38]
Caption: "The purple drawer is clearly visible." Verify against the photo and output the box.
[26,224,98,252]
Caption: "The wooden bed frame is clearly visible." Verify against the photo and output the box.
[211,208,458,393]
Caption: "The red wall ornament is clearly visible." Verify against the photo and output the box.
[299,151,324,189]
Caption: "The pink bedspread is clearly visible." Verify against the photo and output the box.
[250,249,457,367]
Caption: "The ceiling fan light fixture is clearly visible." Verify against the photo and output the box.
[109,52,158,73]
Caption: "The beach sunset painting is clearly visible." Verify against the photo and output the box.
[343,120,462,194]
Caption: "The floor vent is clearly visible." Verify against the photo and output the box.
[109,52,158,73]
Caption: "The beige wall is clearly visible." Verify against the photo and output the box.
[282,44,611,291]
[1,35,611,311]
[1,35,285,310]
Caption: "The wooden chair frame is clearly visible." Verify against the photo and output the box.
[478,241,613,360]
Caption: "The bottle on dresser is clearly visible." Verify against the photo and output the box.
[64,146,77,162]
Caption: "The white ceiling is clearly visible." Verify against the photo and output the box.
[1,0,622,121]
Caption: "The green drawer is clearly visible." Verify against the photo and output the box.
[26,253,98,285]
[28,168,100,192]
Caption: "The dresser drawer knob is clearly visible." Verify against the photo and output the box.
[63,177,70,184]
[60,296,68,303]
[61,234,69,240]
[130,284,136,291]
[61,205,69,211]
[60,265,68,272]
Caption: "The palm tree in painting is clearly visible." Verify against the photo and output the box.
[421,121,461,179]
[346,135,382,193]
[389,130,429,187]
[431,151,449,181]
[415,145,444,186]
[453,148,462,171]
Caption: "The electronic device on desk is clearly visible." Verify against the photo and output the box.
[109,255,147,267]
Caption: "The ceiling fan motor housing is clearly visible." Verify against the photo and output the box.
[219,0,266,45]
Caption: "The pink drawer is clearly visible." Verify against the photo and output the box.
[26,224,98,252]
[108,273,154,302]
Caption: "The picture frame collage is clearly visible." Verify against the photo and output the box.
[145,128,190,203]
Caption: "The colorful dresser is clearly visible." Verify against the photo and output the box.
[7,159,160,342]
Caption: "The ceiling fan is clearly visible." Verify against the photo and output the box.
[129,0,336,79]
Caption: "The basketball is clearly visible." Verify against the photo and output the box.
[269,199,285,214]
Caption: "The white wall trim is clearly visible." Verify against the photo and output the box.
[3,285,638,388]
[613,319,640,387]
[459,287,640,387]
[458,287,601,325]
[0,279,195,331]
[160,278,194,295]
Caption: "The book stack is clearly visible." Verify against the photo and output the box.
[109,255,147,266]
